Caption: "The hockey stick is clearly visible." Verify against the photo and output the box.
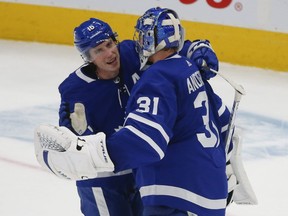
[209,68,246,95]
[209,68,246,155]
[209,69,258,205]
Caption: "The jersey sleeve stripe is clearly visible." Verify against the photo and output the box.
[125,125,165,159]
[140,184,227,210]
[126,113,170,143]
[221,124,228,133]
[91,188,110,216]
[75,68,96,83]
[218,103,226,116]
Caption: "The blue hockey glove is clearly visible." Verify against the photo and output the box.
[59,101,72,128]
[188,40,219,80]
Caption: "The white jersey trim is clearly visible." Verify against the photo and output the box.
[221,124,228,133]
[140,185,226,210]
[76,68,96,83]
[125,125,165,159]
[126,113,170,143]
[218,103,226,117]
[218,104,229,133]
[92,188,110,216]
[94,169,132,178]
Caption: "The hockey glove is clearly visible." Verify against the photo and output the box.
[34,124,114,180]
[59,101,91,135]
[188,40,219,80]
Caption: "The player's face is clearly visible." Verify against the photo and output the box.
[89,39,120,79]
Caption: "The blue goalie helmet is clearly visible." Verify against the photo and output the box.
[134,7,185,68]
[74,18,118,62]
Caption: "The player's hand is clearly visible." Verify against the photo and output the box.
[188,39,219,80]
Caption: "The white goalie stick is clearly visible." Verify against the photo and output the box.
[209,68,246,155]
[209,68,258,205]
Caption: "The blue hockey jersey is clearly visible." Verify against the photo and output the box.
[58,40,142,187]
[107,53,231,215]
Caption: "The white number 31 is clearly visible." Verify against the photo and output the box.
[136,96,159,115]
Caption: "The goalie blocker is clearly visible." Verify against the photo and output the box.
[34,124,114,180]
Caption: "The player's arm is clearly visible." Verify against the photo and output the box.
[34,71,175,179]
[101,83,174,172]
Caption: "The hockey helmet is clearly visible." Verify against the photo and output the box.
[74,18,118,62]
[134,7,185,68]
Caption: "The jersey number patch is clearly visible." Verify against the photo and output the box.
[194,91,220,148]
[136,93,220,148]
[136,96,159,115]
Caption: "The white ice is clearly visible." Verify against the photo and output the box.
[0,39,287,216]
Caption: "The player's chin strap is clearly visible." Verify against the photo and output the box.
[34,124,114,181]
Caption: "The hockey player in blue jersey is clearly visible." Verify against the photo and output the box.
[58,18,143,216]
[105,8,231,215]
[56,16,221,216]
[34,12,228,216]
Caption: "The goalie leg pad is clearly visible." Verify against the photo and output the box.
[226,161,237,206]
[230,129,258,205]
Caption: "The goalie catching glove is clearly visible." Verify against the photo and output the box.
[34,124,114,180]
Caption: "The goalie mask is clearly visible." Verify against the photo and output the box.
[134,7,185,69]
[74,18,118,62]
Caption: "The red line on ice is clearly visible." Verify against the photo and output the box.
[0,155,45,172]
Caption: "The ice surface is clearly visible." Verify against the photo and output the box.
[0,40,287,216]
